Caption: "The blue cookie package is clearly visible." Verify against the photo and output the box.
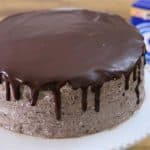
[131,0,150,64]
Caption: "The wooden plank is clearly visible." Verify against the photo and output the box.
[0,0,133,20]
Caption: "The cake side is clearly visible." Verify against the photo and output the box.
[0,57,144,138]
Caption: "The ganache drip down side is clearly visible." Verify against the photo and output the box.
[0,9,146,120]
[0,57,144,120]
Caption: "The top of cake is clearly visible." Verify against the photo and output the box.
[0,9,144,87]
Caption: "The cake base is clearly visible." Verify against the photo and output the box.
[0,66,148,150]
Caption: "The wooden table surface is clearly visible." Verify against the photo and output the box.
[0,0,149,149]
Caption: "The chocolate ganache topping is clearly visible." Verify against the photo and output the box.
[0,9,145,120]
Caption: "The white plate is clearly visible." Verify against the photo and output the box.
[0,67,150,150]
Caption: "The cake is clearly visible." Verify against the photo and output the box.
[0,9,145,138]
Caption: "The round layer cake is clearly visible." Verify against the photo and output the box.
[0,9,145,138]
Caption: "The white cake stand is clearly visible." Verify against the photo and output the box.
[0,67,150,150]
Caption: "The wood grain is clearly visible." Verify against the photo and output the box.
[0,0,149,149]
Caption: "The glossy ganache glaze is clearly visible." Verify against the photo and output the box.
[0,9,145,120]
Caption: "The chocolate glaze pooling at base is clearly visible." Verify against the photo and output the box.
[0,9,145,120]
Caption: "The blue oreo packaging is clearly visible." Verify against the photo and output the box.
[131,0,150,64]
